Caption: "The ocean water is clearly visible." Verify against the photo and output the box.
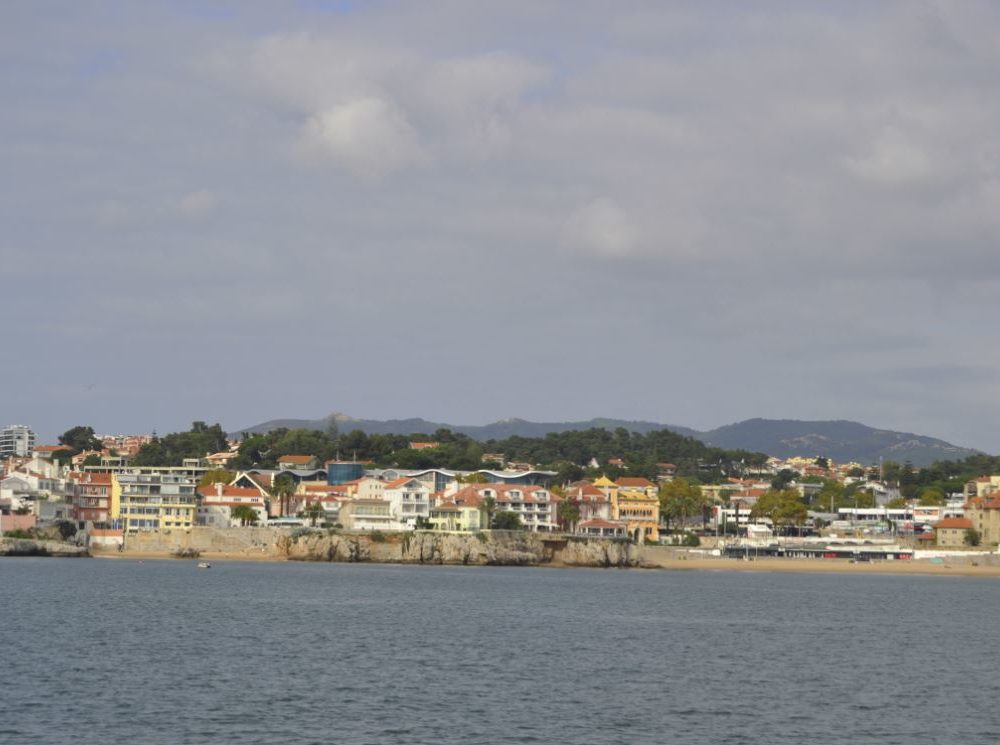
[2,558,998,745]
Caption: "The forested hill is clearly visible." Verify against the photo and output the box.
[231,414,701,441]
[152,422,764,483]
[697,419,980,466]
[230,413,980,466]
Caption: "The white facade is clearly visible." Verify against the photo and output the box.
[0,425,36,458]
[383,478,431,529]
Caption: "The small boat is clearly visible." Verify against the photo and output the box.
[197,561,212,569]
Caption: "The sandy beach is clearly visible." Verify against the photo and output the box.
[88,547,1000,577]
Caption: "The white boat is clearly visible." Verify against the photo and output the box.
[197,561,211,569]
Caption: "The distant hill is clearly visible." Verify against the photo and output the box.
[697,418,979,466]
[230,413,981,466]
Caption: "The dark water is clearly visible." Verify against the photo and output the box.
[2,559,998,744]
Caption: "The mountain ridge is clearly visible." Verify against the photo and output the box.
[229,413,981,466]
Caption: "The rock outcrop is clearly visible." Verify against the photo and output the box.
[280,530,638,568]
[0,539,89,557]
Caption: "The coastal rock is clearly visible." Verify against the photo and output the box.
[0,539,89,557]
[280,530,637,568]
[555,537,637,568]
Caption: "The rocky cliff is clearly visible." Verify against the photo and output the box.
[279,530,638,568]
[0,539,89,557]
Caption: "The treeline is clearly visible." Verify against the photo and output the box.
[127,421,766,483]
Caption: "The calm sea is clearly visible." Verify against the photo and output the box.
[2,559,998,744]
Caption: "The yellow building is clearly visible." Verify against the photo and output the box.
[594,476,660,542]
[111,473,197,532]
[429,501,488,532]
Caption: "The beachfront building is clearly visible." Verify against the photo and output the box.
[196,483,269,527]
[428,500,488,532]
[593,476,660,542]
[446,483,557,532]
[110,473,197,533]
[964,494,1000,545]
[576,519,627,538]
[934,517,973,548]
[71,472,113,526]
[340,499,394,531]
[382,477,431,529]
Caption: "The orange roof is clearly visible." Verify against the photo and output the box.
[34,445,69,452]
[617,477,655,488]
[578,519,624,530]
[383,477,415,489]
[934,517,973,529]
[278,455,315,464]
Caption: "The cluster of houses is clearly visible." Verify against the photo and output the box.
[3,426,1000,551]
[0,437,665,544]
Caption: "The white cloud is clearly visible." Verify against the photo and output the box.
[564,198,637,259]
[846,126,934,187]
[175,189,220,218]
[296,97,427,177]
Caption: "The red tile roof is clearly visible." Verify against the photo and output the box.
[278,455,315,464]
[934,517,973,530]
[617,477,655,488]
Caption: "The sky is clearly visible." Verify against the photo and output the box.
[3,1,1000,451]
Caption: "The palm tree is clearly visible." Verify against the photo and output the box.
[271,474,296,517]
[304,502,325,527]
[230,505,259,527]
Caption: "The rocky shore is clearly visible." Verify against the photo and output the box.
[0,538,89,557]
[280,530,639,568]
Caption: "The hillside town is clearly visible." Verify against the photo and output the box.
[1,421,996,562]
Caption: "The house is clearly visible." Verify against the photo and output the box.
[70,471,113,525]
[382,477,431,529]
[576,519,627,538]
[278,455,320,471]
[963,494,1000,545]
[340,499,394,531]
[594,475,660,542]
[409,441,440,450]
[429,501,488,532]
[563,482,612,523]
[197,483,269,527]
[934,517,973,548]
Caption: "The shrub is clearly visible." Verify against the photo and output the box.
[682,532,701,547]
[370,530,387,543]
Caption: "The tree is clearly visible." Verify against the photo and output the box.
[58,425,102,454]
[414,516,433,530]
[751,489,808,533]
[492,511,523,530]
[482,496,496,526]
[271,474,296,517]
[557,500,581,531]
[198,470,236,487]
[303,502,325,527]
[917,487,947,506]
[770,469,797,490]
[966,528,982,547]
[230,505,259,526]
[814,457,829,470]
[82,453,102,467]
[659,478,705,531]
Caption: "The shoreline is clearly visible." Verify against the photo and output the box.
[88,549,1000,577]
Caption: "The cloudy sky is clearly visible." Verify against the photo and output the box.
[4,1,1000,450]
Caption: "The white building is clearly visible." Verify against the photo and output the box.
[0,424,36,458]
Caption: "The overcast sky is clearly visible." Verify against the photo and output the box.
[3,1,1000,450]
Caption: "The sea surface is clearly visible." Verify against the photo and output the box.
[2,558,998,745]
